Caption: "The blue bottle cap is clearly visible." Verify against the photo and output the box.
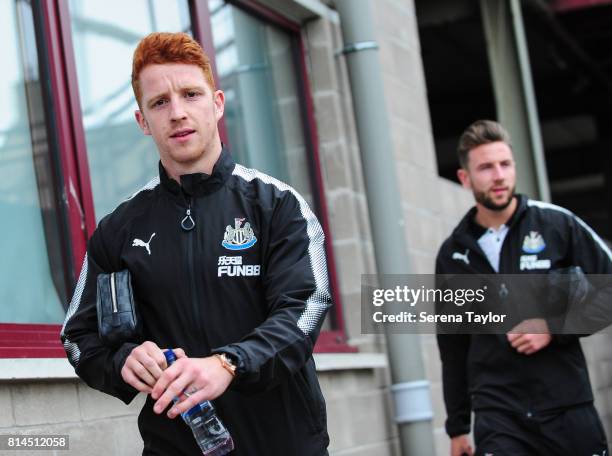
[184,404,203,419]
[184,402,215,420]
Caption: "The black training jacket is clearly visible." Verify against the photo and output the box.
[61,149,332,455]
[436,194,612,437]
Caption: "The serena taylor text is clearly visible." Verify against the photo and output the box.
[372,311,507,324]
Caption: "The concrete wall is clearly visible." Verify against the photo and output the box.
[303,1,472,454]
[0,379,145,455]
[0,357,393,456]
[306,1,612,455]
[582,331,612,439]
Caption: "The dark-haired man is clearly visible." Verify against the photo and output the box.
[436,120,611,456]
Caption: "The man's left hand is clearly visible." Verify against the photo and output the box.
[151,355,234,418]
[507,318,552,355]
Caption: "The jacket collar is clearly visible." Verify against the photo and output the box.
[452,194,528,245]
[159,147,235,198]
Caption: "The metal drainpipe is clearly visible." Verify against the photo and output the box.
[333,0,436,454]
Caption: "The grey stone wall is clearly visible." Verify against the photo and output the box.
[582,331,612,439]
[303,1,473,454]
[321,367,398,455]
[0,380,144,456]
[303,14,379,351]
[0,360,394,456]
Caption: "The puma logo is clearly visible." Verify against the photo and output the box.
[132,233,156,255]
[452,249,470,265]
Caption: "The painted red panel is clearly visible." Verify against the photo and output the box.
[227,0,301,32]
[190,0,230,144]
[41,0,89,274]
[57,1,97,239]
[315,331,358,353]
[0,324,353,357]
[551,0,612,12]
[0,324,64,359]
[294,35,348,337]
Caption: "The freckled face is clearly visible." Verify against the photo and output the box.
[135,63,224,173]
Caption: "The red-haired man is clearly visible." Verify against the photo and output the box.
[62,32,331,456]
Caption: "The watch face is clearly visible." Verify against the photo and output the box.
[224,353,238,367]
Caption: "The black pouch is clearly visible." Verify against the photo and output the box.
[96,270,142,347]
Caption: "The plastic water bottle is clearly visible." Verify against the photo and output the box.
[164,349,235,455]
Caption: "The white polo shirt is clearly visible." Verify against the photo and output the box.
[477,224,510,272]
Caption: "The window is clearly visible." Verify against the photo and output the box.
[0,0,195,357]
[210,1,314,205]
[68,0,192,221]
[207,0,350,350]
[0,0,350,357]
[0,0,68,324]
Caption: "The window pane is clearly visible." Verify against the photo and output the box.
[209,3,334,333]
[68,0,191,221]
[0,1,66,323]
[210,3,315,207]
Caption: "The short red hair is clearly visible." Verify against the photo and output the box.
[131,32,216,107]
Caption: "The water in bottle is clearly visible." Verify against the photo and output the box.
[164,349,235,455]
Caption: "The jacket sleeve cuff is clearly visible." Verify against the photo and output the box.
[546,315,565,334]
[112,342,140,404]
[445,417,471,438]
[211,345,249,380]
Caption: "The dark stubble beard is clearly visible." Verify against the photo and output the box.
[473,186,516,211]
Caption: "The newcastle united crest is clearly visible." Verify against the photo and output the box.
[522,231,546,254]
[222,218,257,251]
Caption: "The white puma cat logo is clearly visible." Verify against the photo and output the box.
[132,233,156,255]
[452,249,470,265]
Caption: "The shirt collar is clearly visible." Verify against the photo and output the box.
[159,147,235,198]
[468,194,524,237]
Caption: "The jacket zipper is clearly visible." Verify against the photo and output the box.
[494,224,531,415]
[181,201,195,231]
[182,196,206,350]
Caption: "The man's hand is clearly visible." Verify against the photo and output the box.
[450,434,473,456]
[121,341,185,393]
[507,318,552,355]
[151,355,234,419]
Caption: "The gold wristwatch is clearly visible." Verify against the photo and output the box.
[214,353,237,378]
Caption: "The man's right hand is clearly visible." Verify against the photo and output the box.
[121,341,185,393]
[450,434,473,456]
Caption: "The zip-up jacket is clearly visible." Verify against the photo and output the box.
[436,194,612,437]
[61,149,332,455]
